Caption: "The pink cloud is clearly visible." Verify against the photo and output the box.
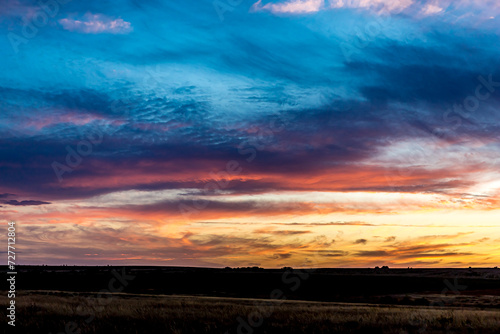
[252,0,500,17]
[329,0,414,14]
[251,0,324,14]
[24,111,104,130]
[59,13,132,34]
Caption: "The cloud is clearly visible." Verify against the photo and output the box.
[313,250,349,257]
[270,252,293,259]
[1,0,499,267]
[252,0,415,15]
[356,250,390,257]
[251,0,415,15]
[395,252,474,259]
[282,221,376,226]
[354,238,368,245]
[251,0,324,14]
[350,237,481,265]
[2,200,51,206]
[251,0,500,18]
[420,3,444,15]
[254,229,312,235]
[311,235,336,247]
[329,0,413,14]
[59,13,132,34]
[414,232,474,240]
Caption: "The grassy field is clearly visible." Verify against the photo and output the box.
[4,291,500,334]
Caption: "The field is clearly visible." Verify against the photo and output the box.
[3,266,500,333]
[4,291,500,333]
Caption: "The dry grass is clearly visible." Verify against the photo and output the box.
[3,291,500,333]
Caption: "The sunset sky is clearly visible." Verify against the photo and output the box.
[1,0,500,267]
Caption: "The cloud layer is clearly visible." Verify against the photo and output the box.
[252,0,500,17]
[0,0,499,267]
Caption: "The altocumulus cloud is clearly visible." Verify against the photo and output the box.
[59,13,132,34]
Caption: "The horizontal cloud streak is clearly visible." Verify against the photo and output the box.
[59,13,132,34]
[252,0,324,14]
[253,0,500,18]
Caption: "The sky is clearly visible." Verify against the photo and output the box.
[1,0,500,267]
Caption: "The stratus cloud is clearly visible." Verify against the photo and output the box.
[252,0,498,17]
[59,13,132,34]
[251,0,413,14]
[2,199,51,206]
[329,0,414,14]
[251,0,324,14]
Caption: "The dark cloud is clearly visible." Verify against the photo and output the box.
[356,251,389,257]
[352,240,479,262]
[2,200,51,206]
[313,250,349,257]
[270,253,293,260]
[187,234,302,251]
[395,252,474,259]
[354,239,368,245]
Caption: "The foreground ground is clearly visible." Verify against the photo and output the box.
[3,291,500,333]
[3,267,499,333]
